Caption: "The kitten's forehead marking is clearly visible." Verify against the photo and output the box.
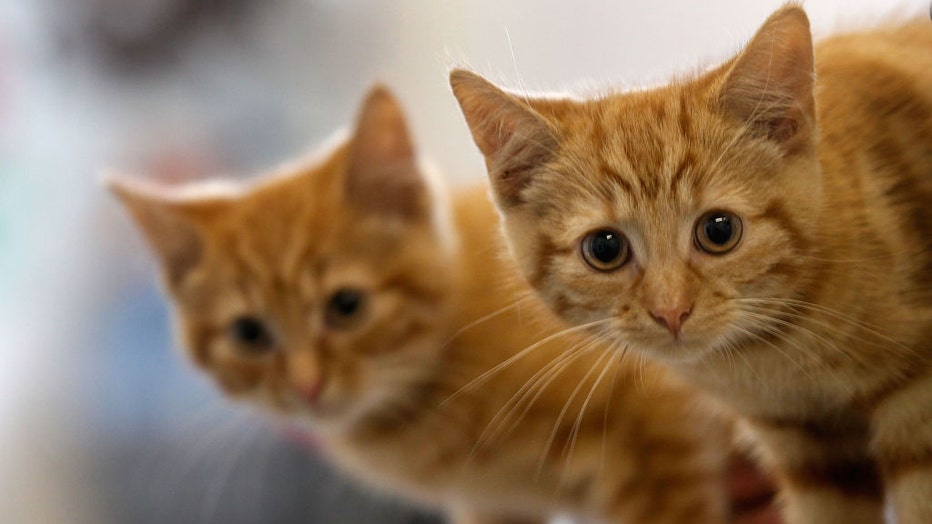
[538,89,767,264]
[584,93,696,198]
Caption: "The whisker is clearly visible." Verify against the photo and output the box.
[600,346,625,471]
[504,26,532,109]
[443,317,614,406]
[736,307,857,363]
[735,297,916,357]
[727,323,818,382]
[473,332,603,453]
[501,329,618,436]
[537,341,614,478]
[562,348,616,480]
[439,293,536,349]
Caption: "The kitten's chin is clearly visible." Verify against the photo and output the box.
[621,334,718,365]
[292,406,361,437]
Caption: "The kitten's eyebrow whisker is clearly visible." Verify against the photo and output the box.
[504,26,532,110]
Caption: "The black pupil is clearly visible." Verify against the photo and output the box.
[330,290,362,317]
[704,215,734,245]
[591,231,621,263]
[231,317,267,345]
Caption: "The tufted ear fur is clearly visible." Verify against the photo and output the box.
[449,70,557,208]
[346,85,429,220]
[718,4,815,155]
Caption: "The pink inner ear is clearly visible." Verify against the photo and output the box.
[767,116,800,144]
[450,71,558,207]
[718,6,814,151]
[352,86,417,170]
[345,87,428,219]
[109,179,207,286]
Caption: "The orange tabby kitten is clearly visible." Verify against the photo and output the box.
[109,87,772,524]
[451,5,932,524]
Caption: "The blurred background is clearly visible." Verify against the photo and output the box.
[0,0,924,522]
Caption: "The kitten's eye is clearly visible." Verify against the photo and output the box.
[229,316,274,352]
[695,210,743,254]
[326,288,367,329]
[581,229,630,271]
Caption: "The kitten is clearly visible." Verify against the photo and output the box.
[110,87,773,523]
[451,4,932,524]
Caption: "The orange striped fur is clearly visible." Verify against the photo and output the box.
[452,4,932,524]
[109,88,770,523]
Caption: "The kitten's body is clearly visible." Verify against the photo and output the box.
[452,7,932,524]
[110,89,762,523]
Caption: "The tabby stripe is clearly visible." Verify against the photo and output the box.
[677,94,692,141]
[751,199,810,252]
[750,414,880,498]
[668,149,694,194]
[599,162,635,196]
[532,235,573,289]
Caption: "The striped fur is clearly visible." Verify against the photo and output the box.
[110,88,774,523]
[452,5,932,524]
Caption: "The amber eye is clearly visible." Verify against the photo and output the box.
[695,210,743,254]
[229,316,274,353]
[581,229,630,271]
[326,288,367,329]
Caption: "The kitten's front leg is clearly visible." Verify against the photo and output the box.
[870,373,932,524]
[749,417,884,524]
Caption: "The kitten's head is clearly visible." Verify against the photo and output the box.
[111,87,456,434]
[451,6,820,363]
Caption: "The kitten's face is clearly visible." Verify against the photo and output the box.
[113,88,453,433]
[453,7,820,363]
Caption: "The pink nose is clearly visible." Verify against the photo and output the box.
[650,306,692,337]
[295,381,324,405]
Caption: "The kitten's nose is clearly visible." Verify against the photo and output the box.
[650,305,692,337]
[295,380,324,405]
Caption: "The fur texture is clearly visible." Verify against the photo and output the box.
[451,5,932,524]
[110,88,770,523]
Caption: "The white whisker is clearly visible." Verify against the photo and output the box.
[444,317,614,406]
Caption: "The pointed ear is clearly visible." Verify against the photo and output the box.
[346,85,429,220]
[107,176,209,288]
[718,5,815,154]
[449,70,557,208]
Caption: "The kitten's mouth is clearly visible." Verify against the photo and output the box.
[621,330,715,364]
